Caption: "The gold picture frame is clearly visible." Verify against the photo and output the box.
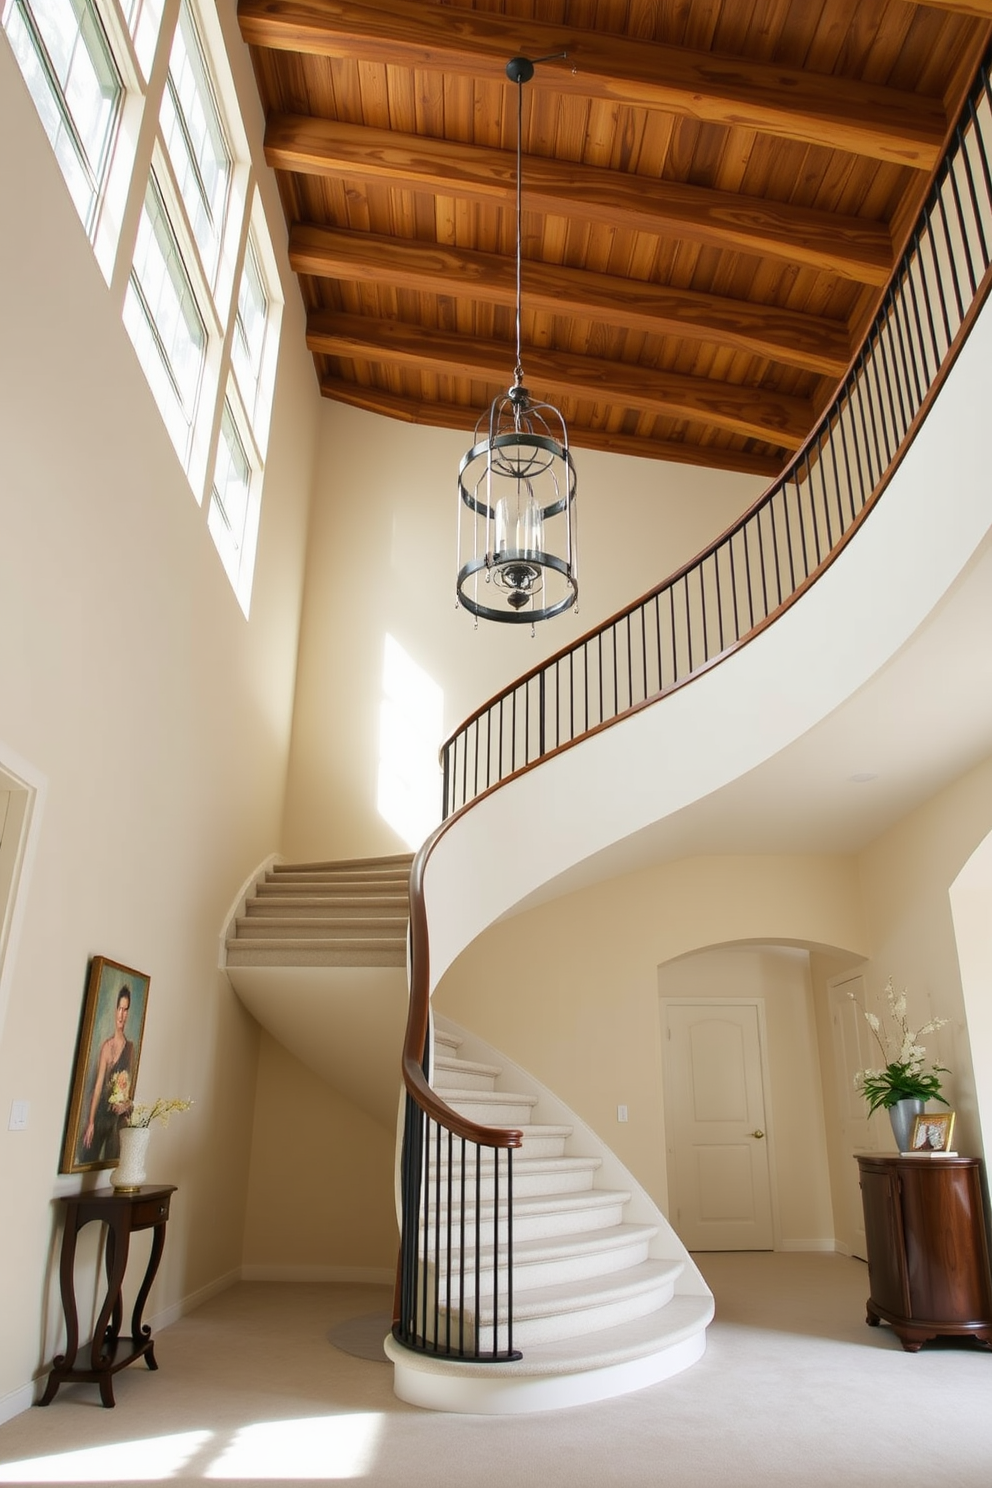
[60,956,150,1173]
[909,1110,956,1154]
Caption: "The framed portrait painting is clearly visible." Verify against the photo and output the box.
[60,956,150,1173]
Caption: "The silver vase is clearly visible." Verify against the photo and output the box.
[888,1097,924,1152]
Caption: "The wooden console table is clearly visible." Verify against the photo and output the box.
[856,1154,992,1352]
[39,1184,176,1407]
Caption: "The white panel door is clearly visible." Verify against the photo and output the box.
[664,1000,774,1250]
[828,973,879,1260]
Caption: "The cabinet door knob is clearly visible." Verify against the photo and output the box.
[749,1129,765,1139]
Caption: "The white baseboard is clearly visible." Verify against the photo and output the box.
[240,1265,394,1285]
[1,1267,243,1425]
[0,1378,38,1428]
[779,1239,839,1253]
[146,1267,242,1332]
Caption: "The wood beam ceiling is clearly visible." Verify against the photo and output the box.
[265,115,895,286]
[240,0,947,166]
[316,378,786,478]
[306,311,816,447]
[290,223,852,376]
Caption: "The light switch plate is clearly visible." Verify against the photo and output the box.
[8,1100,29,1131]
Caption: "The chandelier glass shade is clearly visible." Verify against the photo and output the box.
[455,57,578,625]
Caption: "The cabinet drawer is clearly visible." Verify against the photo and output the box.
[131,1195,172,1227]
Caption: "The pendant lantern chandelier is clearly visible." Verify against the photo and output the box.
[456,55,578,626]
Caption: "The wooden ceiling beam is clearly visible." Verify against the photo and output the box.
[306,311,814,447]
[290,223,850,376]
[318,377,785,477]
[239,0,946,168]
[267,116,894,287]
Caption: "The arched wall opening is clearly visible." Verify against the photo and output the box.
[949,830,992,1160]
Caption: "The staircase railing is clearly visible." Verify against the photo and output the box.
[440,52,992,822]
[395,48,992,1364]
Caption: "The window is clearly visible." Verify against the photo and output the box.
[2,0,122,234]
[231,234,268,424]
[207,402,253,594]
[159,1,230,286]
[123,178,206,465]
[120,0,159,79]
[5,0,281,611]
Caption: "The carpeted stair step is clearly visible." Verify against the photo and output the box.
[232,915,408,941]
[439,1088,540,1127]
[428,1154,602,1202]
[432,1222,661,1300]
[432,1054,503,1091]
[462,1259,684,1350]
[423,1188,633,1248]
[427,1123,574,1164]
[226,938,406,968]
[247,893,409,913]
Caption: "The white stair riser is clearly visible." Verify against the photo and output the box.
[422,1198,628,1248]
[426,1134,569,1164]
[442,1097,538,1124]
[472,1274,678,1349]
[235,918,406,940]
[429,1235,656,1300]
[432,1067,499,1092]
[428,1164,600,1202]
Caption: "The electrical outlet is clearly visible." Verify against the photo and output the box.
[8,1101,29,1131]
[617,1104,628,1123]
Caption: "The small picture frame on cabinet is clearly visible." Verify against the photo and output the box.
[909,1110,955,1153]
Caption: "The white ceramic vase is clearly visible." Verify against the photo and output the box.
[889,1097,925,1153]
[111,1126,151,1191]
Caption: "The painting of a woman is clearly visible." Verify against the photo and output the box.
[61,957,150,1173]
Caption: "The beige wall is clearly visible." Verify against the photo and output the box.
[811,753,992,1184]
[434,854,866,1244]
[242,1033,396,1278]
[0,21,317,1406]
[281,401,764,861]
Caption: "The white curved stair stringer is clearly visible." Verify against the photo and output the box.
[386,1015,712,1414]
[422,297,992,993]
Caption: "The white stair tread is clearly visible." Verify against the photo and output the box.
[432,1054,503,1081]
[433,1222,658,1267]
[429,1155,602,1191]
[424,1187,631,1227]
[468,1258,683,1326]
[390,1293,713,1380]
[426,1123,573,1151]
[441,1087,538,1105]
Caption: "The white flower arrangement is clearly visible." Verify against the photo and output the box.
[124,1097,193,1129]
[851,979,948,1116]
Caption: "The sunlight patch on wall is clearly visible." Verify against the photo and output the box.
[206,1413,383,1479]
[377,635,443,850]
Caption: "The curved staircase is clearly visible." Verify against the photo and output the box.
[385,1020,712,1413]
[224,854,412,1126]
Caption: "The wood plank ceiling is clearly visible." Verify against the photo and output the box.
[239,0,992,477]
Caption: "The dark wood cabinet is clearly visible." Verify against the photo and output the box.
[856,1154,992,1352]
[39,1184,176,1407]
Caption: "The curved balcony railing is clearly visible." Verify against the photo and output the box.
[394,49,992,1364]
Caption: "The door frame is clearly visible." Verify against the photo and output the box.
[660,995,782,1251]
[0,744,46,1049]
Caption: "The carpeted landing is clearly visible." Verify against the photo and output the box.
[0,1252,989,1487]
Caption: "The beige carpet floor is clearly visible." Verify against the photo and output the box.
[0,1252,989,1487]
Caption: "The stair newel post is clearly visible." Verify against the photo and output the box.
[397,1091,424,1346]
[474,1148,483,1358]
[492,1142,500,1358]
[506,1147,514,1359]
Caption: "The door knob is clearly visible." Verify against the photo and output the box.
[749,1129,765,1139]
